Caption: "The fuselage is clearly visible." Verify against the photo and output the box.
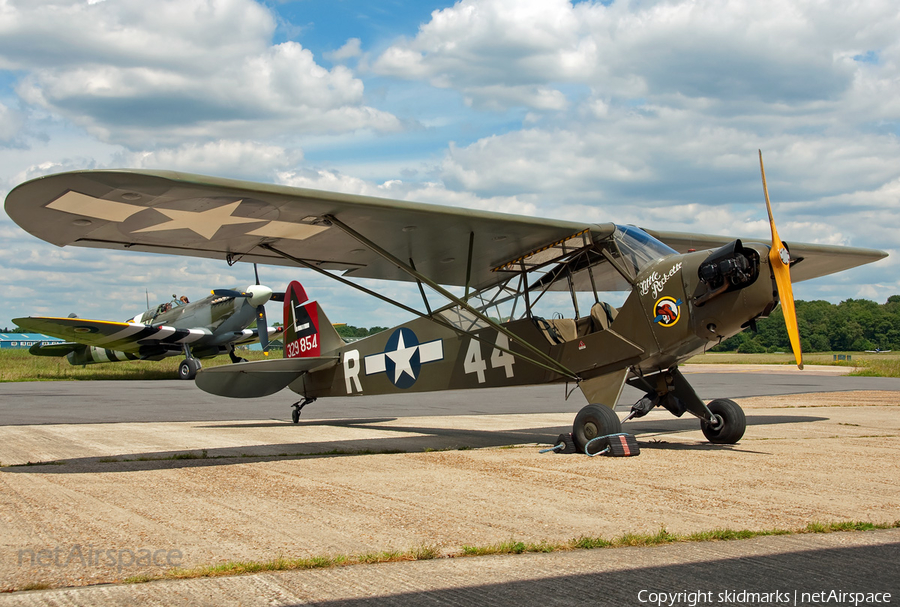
[287,238,778,404]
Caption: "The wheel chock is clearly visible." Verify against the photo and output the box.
[585,433,640,457]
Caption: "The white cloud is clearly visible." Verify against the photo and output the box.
[123,140,303,180]
[373,0,900,114]
[325,38,362,62]
[276,167,538,216]
[2,0,401,146]
[3,0,900,327]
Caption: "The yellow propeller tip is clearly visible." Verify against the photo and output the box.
[798,363,804,370]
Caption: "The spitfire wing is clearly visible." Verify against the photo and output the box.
[646,229,887,283]
[5,170,595,292]
[12,316,210,353]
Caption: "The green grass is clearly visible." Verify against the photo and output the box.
[116,519,897,587]
[10,520,898,592]
[0,349,275,382]
[687,351,900,377]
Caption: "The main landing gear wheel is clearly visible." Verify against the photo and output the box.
[178,358,201,380]
[573,403,622,454]
[701,398,746,444]
[291,407,300,424]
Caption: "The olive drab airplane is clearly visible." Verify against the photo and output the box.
[4,152,887,449]
[13,269,284,379]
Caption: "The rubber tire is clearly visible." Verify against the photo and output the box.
[573,404,622,454]
[178,359,200,380]
[291,408,300,424]
[555,433,577,454]
[701,398,746,444]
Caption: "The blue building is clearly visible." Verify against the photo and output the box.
[0,333,65,349]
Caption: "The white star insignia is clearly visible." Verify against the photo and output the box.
[386,331,418,383]
[132,201,259,240]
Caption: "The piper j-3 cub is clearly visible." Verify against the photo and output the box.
[5,153,886,448]
[13,270,284,380]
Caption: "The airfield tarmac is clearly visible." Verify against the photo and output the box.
[1,366,899,602]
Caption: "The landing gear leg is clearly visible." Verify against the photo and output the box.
[626,367,746,444]
[228,345,247,364]
[178,345,201,380]
[291,397,316,423]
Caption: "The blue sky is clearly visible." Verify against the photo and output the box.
[1,0,899,329]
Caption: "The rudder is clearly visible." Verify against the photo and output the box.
[283,281,345,358]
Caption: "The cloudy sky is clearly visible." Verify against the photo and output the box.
[2,0,898,330]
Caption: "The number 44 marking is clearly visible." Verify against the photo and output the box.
[464,333,515,383]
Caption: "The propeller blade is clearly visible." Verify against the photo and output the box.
[212,289,249,298]
[256,304,269,353]
[270,292,285,302]
[760,150,803,370]
[254,262,261,286]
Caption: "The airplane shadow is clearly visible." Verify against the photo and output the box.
[1,413,826,474]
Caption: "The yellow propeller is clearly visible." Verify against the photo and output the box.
[759,150,803,370]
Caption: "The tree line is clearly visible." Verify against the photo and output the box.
[713,296,900,353]
[334,324,388,340]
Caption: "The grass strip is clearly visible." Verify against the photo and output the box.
[0,349,274,383]
[111,520,900,587]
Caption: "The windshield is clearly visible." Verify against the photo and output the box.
[613,225,678,275]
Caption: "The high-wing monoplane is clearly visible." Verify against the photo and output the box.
[14,272,284,379]
[4,153,887,448]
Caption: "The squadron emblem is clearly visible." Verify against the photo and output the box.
[653,296,682,327]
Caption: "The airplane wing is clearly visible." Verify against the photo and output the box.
[4,170,593,292]
[5,170,887,293]
[645,229,887,284]
[13,316,212,353]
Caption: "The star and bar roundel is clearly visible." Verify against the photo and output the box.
[364,328,443,389]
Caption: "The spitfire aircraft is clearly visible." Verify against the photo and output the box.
[14,273,284,379]
[4,153,886,449]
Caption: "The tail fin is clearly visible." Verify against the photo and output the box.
[283,281,345,358]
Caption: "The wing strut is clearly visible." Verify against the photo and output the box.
[258,243,580,381]
[321,214,579,380]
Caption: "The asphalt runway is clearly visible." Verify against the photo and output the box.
[3,369,900,425]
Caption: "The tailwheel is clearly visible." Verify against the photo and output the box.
[178,358,201,380]
[573,403,622,454]
[291,397,316,424]
[701,398,746,444]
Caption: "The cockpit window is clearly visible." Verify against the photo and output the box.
[613,224,678,276]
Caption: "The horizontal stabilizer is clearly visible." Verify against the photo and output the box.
[195,356,338,398]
